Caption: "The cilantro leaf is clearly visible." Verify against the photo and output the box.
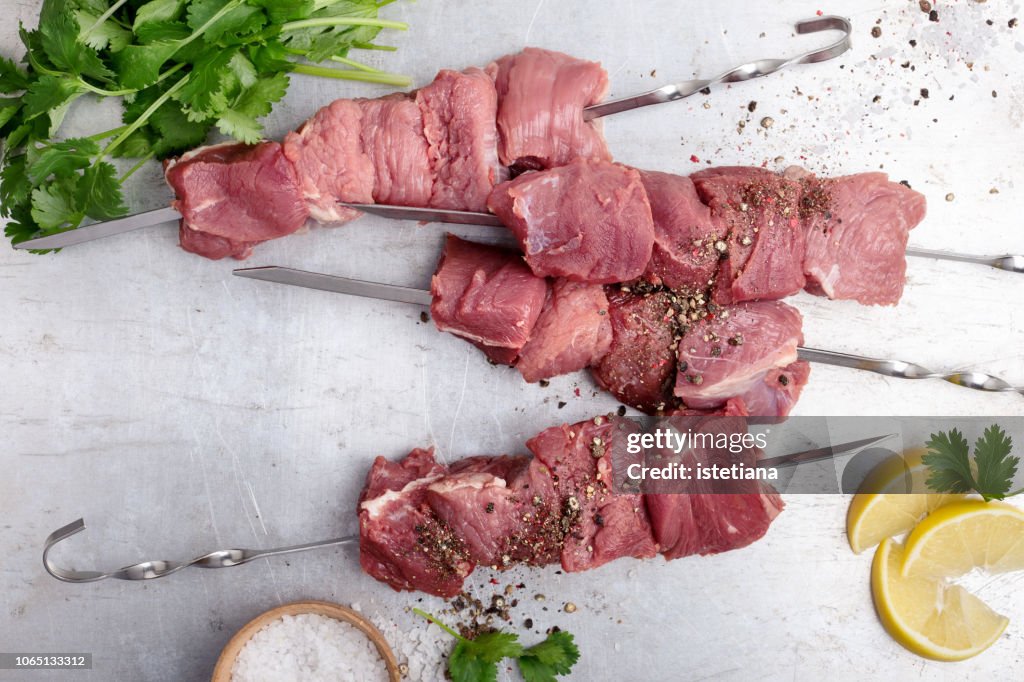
[22,75,83,121]
[215,109,262,144]
[251,0,316,25]
[38,2,114,83]
[27,138,100,184]
[233,72,289,119]
[115,41,181,89]
[0,98,22,129]
[4,202,41,245]
[133,0,186,32]
[470,631,524,662]
[0,56,31,93]
[522,631,579,674]
[923,428,974,494]
[149,104,211,156]
[186,0,265,43]
[31,180,78,230]
[448,641,499,682]
[0,154,30,208]
[74,8,132,53]
[973,425,1019,501]
[519,656,559,682]
[77,162,128,221]
[172,46,236,118]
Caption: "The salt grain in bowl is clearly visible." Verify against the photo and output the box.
[231,613,389,682]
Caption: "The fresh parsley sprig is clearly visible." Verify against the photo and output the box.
[1,0,411,250]
[414,608,581,682]
[924,424,1022,501]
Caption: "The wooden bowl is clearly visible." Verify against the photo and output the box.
[211,600,400,682]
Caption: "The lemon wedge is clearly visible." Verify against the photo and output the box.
[872,537,1009,661]
[901,499,1024,578]
[847,448,963,554]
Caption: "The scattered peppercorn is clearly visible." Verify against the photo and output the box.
[919,0,931,12]
[419,311,429,323]
[1010,18,1019,28]
[538,379,550,388]
[920,88,929,99]
[945,193,955,202]
[870,26,881,38]
[760,116,774,129]
[564,602,577,614]
[929,9,939,22]
[747,100,757,112]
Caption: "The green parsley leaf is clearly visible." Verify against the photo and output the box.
[0,56,31,93]
[973,424,1019,501]
[0,98,22,130]
[251,0,316,25]
[115,41,181,89]
[518,656,559,682]
[22,75,83,121]
[27,138,100,184]
[186,0,265,44]
[235,72,289,119]
[77,162,127,221]
[214,109,262,144]
[521,631,579,675]
[923,428,974,495]
[4,202,41,245]
[448,641,499,682]
[74,8,132,53]
[469,631,524,662]
[38,2,114,83]
[31,180,78,230]
[0,154,30,209]
[172,46,236,118]
[133,0,186,32]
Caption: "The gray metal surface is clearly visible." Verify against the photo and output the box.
[3,1,1024,681]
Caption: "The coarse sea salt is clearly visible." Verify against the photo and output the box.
[231,613,389,682]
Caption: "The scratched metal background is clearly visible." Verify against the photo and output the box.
[1,1,1023,680]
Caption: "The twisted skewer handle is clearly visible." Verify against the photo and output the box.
[798,347,1023,396]
[43,518,357,583]
[584,15,852,120]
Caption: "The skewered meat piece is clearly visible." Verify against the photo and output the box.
[430,235,549,363]
[487,158,655,283]
[358,416,784,597]
[486,47,611,171]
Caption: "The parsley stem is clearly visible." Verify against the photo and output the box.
[1007,486,1024,498]
[328,55,382,73]
[412,608,467,642]
[352,42,398,52]
[283,48,382,73]
[290,63,411,87]
[85,125,128,142]
[282,17,409,32]
[77,80,136,98]
[81,0,129,39]
[101,74,191,160]
[119,152,155,183]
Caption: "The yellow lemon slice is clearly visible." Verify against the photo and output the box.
[847,448,963,554]
[871,537,1009,661]
[901,499,1024,578]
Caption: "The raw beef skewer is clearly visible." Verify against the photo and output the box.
[234,253,1024,417]
[12,20,854,255]
[61,415,892,595]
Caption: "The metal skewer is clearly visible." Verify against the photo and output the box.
[44,433,890,583]
[232,266,1023,398]
[584,15,851,120]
